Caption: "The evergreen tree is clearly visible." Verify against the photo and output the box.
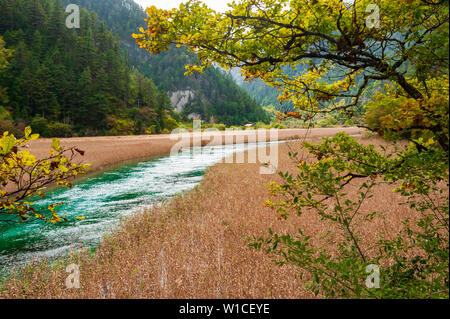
[47,0,65,42]
[0,0,267,137]
[27,0,47,32]
[0,0,172,136]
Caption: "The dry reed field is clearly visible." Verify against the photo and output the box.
[3,127,363,193]
[25,127,364,172]
[0,135,432,299]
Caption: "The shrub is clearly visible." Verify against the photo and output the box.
[163,114,181,132]
[145,125,157,134]
[30,116,50,137]
[213,123,226,131]
[106,116,136,136]
[47,122,73,137]
[0,119,21,137]
[201,123,227,131]
[252,133,449,298]
[270,122,287,129]
[0,106,11,121]
[344,119,354,127]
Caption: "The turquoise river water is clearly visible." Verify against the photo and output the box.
[0,141,279,274]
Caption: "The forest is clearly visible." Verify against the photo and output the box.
[67,0,269,125]
[0,0,268,137]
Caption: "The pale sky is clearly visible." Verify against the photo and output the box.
[133,0,231,12]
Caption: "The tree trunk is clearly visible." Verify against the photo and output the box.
[396,73,424,100]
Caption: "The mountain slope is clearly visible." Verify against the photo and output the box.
[0,0,180,136]
[66,0,269,125]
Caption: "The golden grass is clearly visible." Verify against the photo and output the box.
[0,136,436,299]
[4,128,363,193]
[25,128,364,173]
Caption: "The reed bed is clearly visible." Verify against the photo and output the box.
[0,136,428,298]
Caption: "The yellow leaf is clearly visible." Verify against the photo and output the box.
[24,126,32,138]
[51,138,61,152]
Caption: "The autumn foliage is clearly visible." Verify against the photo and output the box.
[135,0,449,297]
[0,127,89,225]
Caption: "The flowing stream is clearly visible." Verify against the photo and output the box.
[0,141,280,274]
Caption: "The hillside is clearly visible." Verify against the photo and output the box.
[0,0,178,137]
[229,68,295,112]
[0,0,268,138]
[64,0,269,125]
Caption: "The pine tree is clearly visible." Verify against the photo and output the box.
[0,0,13,33]
[27,0,47,33]
[47,0,65,43]
[31,30,43,60]
[0,0,183,136]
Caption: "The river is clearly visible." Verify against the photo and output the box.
[0,141,280,274]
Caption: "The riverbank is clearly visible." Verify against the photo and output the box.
[0,135,422,298]
[27,127,364,174]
